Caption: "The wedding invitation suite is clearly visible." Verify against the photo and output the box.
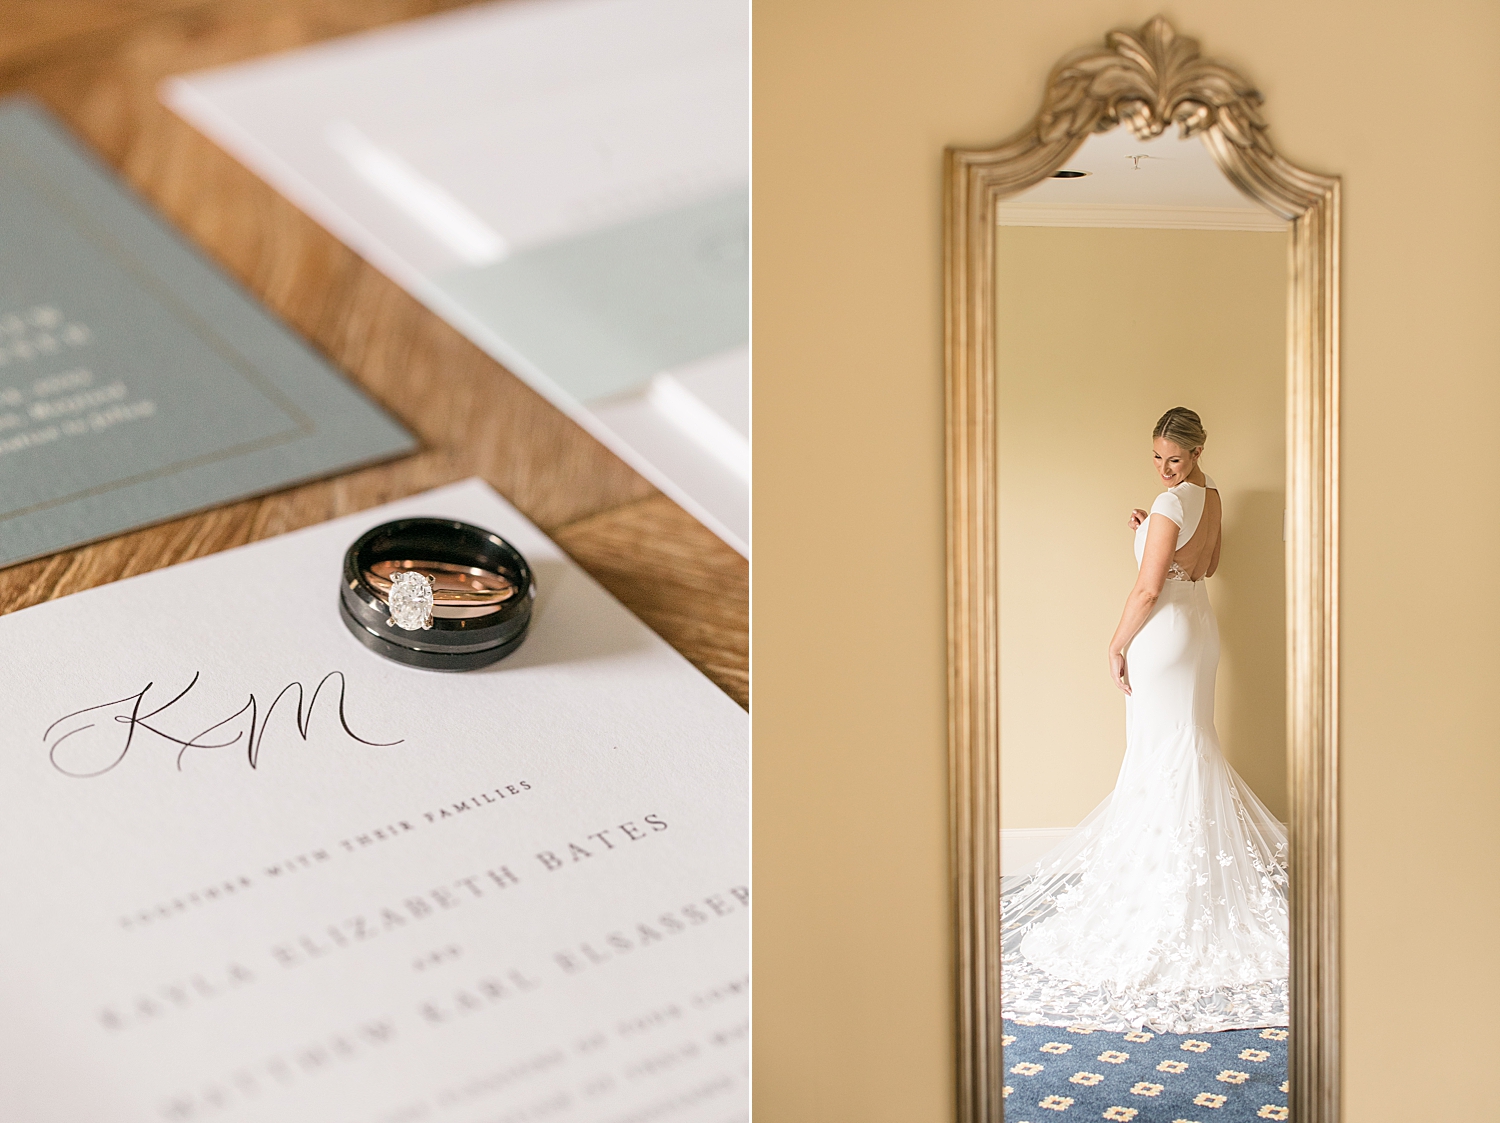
[165,0,749,555]
[0,480,748,1122]
[0,99,414,569]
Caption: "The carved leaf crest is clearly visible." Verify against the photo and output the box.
[1036,17,1269,153]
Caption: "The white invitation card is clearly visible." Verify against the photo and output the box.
[0,480,748,1123]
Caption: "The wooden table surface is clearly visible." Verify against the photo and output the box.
[0,0,747,706]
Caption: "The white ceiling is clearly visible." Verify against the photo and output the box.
[996,126,1284,231]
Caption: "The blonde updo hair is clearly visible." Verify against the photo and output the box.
[1153,407,1207,452]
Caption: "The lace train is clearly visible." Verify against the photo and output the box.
[1000,575,1289,1033]
[1001,950,1288,1034]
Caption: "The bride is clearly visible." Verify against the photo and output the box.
[1000,407,1289,1034]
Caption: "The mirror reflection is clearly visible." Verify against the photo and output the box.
[996,126,1293,1108]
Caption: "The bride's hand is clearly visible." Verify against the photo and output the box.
[1109,650,1131,695]
[1127,508,1149,530]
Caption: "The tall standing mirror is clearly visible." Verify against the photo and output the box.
[944,19,1338,1123]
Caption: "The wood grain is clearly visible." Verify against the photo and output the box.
[0,0,747,706]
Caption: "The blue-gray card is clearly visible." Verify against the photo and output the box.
[0,100,415,568]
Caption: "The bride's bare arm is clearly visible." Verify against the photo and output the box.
[1108,513,1175,694]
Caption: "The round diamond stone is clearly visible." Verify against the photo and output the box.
[387,570,434,630]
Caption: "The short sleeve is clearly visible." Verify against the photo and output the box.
[1150,490,1184,527]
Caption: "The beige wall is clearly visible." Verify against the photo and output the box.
[997,225,1287,828]
[755,1,1500,1120]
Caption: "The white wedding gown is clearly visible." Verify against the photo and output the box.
[1000,477,1289,1033]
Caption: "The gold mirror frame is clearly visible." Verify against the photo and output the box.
[943,17,1339,1123]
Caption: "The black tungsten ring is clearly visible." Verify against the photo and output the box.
[339,518,535,671]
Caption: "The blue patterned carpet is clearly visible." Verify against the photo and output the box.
[1003,1019,1288,1122]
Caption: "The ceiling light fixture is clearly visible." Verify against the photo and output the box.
[1050,169,1089,179]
